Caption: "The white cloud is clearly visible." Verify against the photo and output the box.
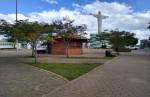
[0,1,150,40]
[42,0,58,4]
[72,3,80,8]
[73,1,150,39]
[0,13,28,23]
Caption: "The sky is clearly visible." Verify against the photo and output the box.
[0,0,150,40]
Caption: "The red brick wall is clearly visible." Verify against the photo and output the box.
[51,41,83,55]
[52,42,65,55]
[68,41,82,55]
[68,48,82,55]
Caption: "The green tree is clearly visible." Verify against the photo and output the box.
[17,20,54,63]
[108,30,138,54]
[90,30,138,54]
[0,20,7,35]
[123,31,138,46]
[0,19,54,63]
[0,19,25,48]
[52,18,87,57]
[109,30,125,54]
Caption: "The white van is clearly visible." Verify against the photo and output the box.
[37,43,47,54]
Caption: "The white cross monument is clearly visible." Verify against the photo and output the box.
[91,11,108,33]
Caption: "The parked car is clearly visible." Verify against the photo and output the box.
[126,46,139,50]
[37,44,47,54]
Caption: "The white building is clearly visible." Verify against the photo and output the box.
[0,35,31,49]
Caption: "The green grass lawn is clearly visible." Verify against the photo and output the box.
[29,63,101,80]
[68,56,113,59]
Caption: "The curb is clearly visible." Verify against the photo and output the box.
[103,56,119,65]
[25,64,69,82]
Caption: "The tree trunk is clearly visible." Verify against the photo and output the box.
[15,39,19,52]
[32,40,37,63]
[66,45,69,58]
[116,47,119,55]
[31,42,35,57]
[64,40,69,58]
[34,41,37,64]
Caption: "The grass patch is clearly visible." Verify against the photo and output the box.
[68,56,114,59]
[29,63,100,80]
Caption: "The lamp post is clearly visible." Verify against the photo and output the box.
[15,0,19,52]
[16,0,18,22]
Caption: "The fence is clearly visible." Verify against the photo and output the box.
[0,41,15,49]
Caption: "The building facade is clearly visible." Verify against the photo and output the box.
[47,38,87,55]
[0,41,15,49]
[89,34,111,49]
[140,38,150,49]
[0,40,31,49]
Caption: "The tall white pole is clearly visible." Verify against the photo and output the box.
[16,0,18,22]
[16,0,19,52]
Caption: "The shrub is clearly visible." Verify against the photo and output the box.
[118,48,131,52]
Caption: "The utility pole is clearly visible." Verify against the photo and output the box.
[16,0,19,52]
[16,0,18,22]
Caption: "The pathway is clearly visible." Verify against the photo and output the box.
[0,50,67,97]
[44,50,150,97]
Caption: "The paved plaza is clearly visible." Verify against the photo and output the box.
[0,49,150,97]
[43,50,150,97]
[0,50,67,97]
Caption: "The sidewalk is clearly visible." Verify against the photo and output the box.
[43,54,150,97]
[0,50,67,97]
